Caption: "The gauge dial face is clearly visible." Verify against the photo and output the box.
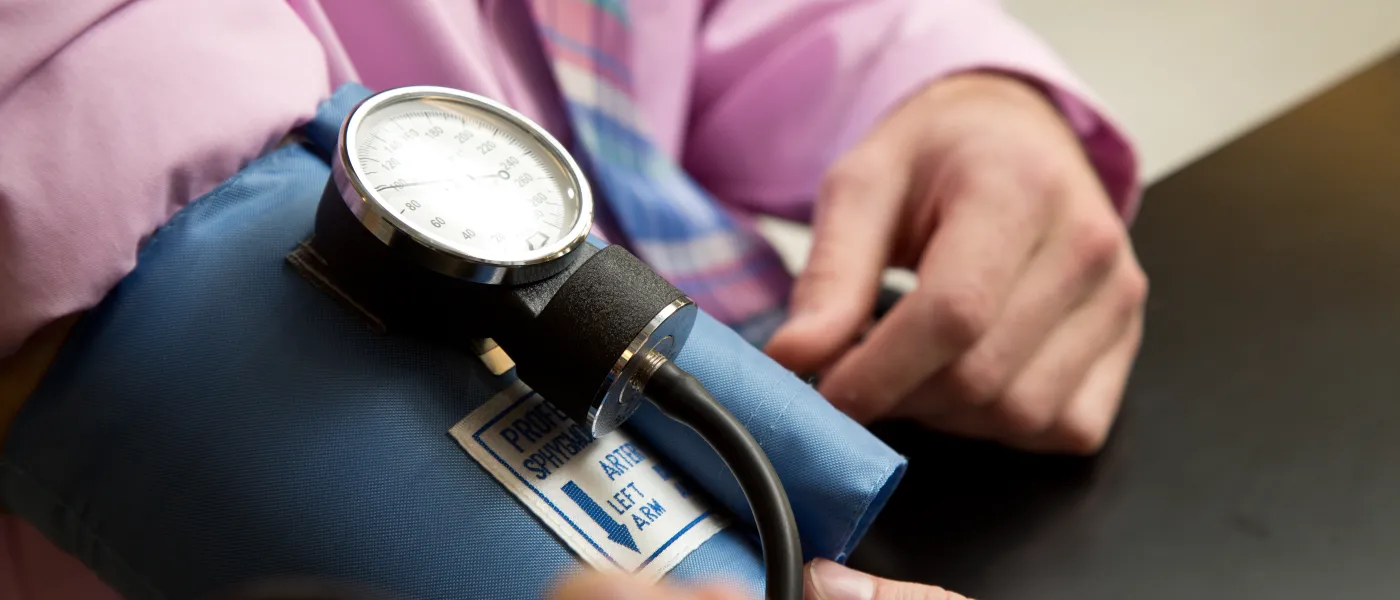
[346,93,585,264]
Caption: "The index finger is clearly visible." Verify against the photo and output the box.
[818,172,1051,421]
[763,145,910,374]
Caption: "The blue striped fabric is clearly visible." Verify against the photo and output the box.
[527,0,794,327]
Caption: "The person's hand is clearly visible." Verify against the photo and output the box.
[550,559,970,600]
[765,72,1146,455]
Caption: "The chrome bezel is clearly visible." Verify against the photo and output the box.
[585,298,698,438]
[333,85,594,285]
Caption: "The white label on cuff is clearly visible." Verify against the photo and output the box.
[451,380,728,581]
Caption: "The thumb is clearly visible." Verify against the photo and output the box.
[806,559,970,600]
[765,150,907,375]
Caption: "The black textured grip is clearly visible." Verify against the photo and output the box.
[498,245,686,424]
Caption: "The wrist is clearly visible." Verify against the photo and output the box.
[906,71,1142,222]
[915,70,1078,136]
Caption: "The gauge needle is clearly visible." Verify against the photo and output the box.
[375,178,469,191]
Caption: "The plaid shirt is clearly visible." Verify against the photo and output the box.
[528,0,795,335]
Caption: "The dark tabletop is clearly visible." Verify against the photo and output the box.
[847,50,1400,599]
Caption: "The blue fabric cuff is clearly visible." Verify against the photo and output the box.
[0,83,904,599]
[640,313,905,562]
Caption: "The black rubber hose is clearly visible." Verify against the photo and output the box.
[645,359,803,600]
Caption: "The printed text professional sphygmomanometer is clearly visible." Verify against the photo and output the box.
[294,86,803,600]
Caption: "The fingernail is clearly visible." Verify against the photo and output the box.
[808,559,875,600]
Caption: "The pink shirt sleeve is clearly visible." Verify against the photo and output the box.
[0,0,331,355]
[681,0,1141,223]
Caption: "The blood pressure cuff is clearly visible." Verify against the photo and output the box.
[0,84,906,600]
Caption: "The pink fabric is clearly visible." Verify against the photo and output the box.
[0,1,1139,595]
[0,0,1139,357]
[0,0,331,357]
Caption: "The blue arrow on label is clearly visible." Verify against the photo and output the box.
[562,480,639,553]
